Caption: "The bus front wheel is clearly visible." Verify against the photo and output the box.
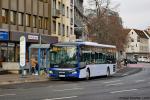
[86,69,90,80]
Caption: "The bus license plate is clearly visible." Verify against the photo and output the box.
[59,75,65,77]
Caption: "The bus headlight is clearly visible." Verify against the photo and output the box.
[72,71,77,74]
[49,71,53,74]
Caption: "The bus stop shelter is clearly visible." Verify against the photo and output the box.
[29,44,50,75]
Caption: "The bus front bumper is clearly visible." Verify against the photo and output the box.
[49,73,79,78]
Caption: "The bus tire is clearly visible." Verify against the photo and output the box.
[86,69,90,80]
[106,67,110,77]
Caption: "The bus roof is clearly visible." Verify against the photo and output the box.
[53,41,116,49]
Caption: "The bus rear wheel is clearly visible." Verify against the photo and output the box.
[106,68,110,77]
[86,69,90,80]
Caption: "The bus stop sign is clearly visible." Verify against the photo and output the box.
[20,36,26,67]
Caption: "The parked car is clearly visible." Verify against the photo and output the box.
[127,59,137,64]
[138,56,150,63]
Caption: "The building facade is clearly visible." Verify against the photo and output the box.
[147,26,150,33]
[74,0,85,39]
[0,0,59,67]
[125,29,149,60]
[51,0,75,42]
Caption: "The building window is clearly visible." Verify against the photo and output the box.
[71,0,73,5]
[58,23,61,35]
[8,45,15,62]
[62,4,65,16]
[53,0,56,8]
[70,9,73,18]
[42,18,44,29]
[70,28,73,35]
[10,11,16,25]
[18,13,23,26]
[58,2,61,10]
[131,46,134,50]
[137,36,140,42]
[43,0,48,3]
[67,7,69,18]
[70,9,73,25]
[39,0,48,3]
[67,26,69,36]
[0,43,15,62]
[53,21,56,34]
[2,9,6,16]
[1,9,8,24]
[62,24,65,36]
[131,38,134,42]
[44,18,48,30]
[52,0,56,16]
[38,17,42,29]
[33,15,36,28]
[26,14,30,27]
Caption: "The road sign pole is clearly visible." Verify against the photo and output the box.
[20,36,26,77]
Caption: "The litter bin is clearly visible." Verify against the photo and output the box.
[23,70,27,75]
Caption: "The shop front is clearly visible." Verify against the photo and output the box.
[0,31,9,67]
[1,31,58,71]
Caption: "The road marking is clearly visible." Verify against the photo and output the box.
[43,96,78,100]
[147,82,150,85]
[0,94,16,97]
[135,80,145,83]
[106,82,124,86]
[110,89,138,94]
[53,88,83,92]
[103,80,121,84]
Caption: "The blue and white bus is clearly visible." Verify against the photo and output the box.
[49,41,117,79]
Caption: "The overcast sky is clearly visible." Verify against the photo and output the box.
[84,0,150,30]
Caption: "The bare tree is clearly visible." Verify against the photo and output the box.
[86,0,128,51]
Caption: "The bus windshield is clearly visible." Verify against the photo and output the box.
[50,46,77,68]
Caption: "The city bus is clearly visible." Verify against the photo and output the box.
[49,41,117,79]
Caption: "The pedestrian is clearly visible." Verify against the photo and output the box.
[35,62,39,75]
[124,58,128,66]
[31,57,38,75]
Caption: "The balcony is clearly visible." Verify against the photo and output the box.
[74,17,83,27]
[74,0,84,14]
[52,8,61,18]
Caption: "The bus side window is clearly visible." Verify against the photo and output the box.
[96,53,105,64]
[105,53,116,64]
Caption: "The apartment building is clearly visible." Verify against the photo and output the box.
[125,29,149,60]
[0,0,59,66]
[147,26,150,33]
[74,0,85,39]
[51,0,75,42]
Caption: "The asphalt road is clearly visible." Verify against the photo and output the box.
[0,64,150,100]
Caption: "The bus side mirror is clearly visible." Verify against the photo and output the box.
[79,62,86,69]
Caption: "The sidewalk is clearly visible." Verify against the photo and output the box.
[0,74,49,85]
[114,66,142,77]
[0,67,142,86]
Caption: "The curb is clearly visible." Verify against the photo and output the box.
[121,68,142,76]
[0,67,143,86]
[114,67,142,77]
[0,78,49,86]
